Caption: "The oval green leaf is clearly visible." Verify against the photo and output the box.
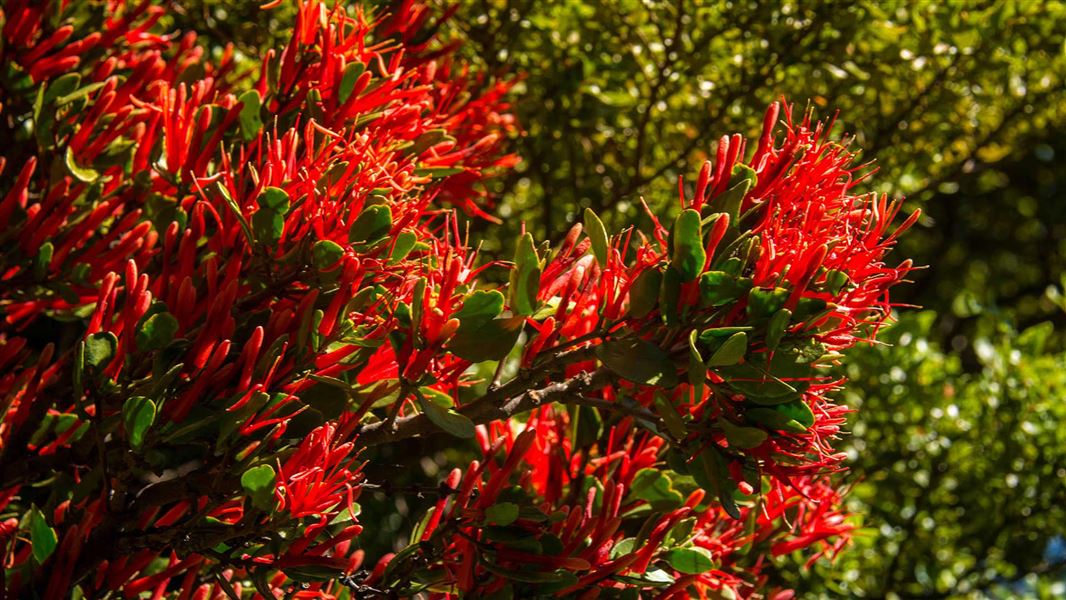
[584,208,609,267]
[122,396,156,449]
[670,209,705,281]
[595,337,678,388]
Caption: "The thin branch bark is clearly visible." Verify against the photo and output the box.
[357,366,611,447]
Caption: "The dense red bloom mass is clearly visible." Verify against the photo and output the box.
[0,0,913,598]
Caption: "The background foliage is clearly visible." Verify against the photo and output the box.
[90,0,1066,596]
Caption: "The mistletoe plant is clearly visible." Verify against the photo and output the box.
[0,1,916,598]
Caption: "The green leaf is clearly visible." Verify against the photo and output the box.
[417,394,476,438]
[56,81,106,107]
[584,207,609,267]
[670,209,706,281]
[447,316,523,362]
[773,399,816,428]
[653,394,687,440]
[569,403,603,449]
[349,204,392,244]
[300,381,349,420]
[405,128,453,156]
[717,354,812,404]
[747,287,790,319]
[420,386,454,408]
[484,502,520,526]
[690,447,740,519]
[706,332,747,367]
[29,508,57,564]
[217,182,255,246]
[312,240,345,271]
[509,233,541,316]
[454,290,505,329]
[84,332,117,371]
[241,464,277,511]
[389,231,418,264]
[698,327,752,345]
[409,506,436,544]
[630,469,685,508]
[414,166,464,178]
[136,312,178,351]
[252,187,290,246]
[283,564,343,583]
[614,568,675,588]
[480,562,574,585]
[337,62,366,104]
[793,297,829,322]
[237,90,263,141]
[765,308,792,350]
[659,267,682,326]
[699,272,753,307]
[665,546,715,575]
[595,337,678,387]
[687,330,705,390]
[611,537,637,559]
[719,418,768,449]
[712,163,756,223]
[823,269,850,295]
[665,516,698,547]
[258,187,290,210]
[122,396,156,449]
[65,146,98,183]
[43,73,82,106]
[627,268,661,318]
[34,242,53,280]
[745,407,808,433]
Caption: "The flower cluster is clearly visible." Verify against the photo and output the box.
[0,0,913,598]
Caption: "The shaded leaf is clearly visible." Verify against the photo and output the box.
[670,209,706,281]
[84,332,117,371]
[241,465,277,511]
[238,89,263,141]
[312,240,345,271]
[699,272,753,307]
[417,394,475,438]
[484,502,519,526]
[706,332,747,366]
[29,509,57,564]
[665,546,715,575]
[595,337,678,387]
[584,207,609,267]
[509,233,541,316]
[628,268,661,318]
[719,418,768,449]
[447,316,523,362]
[349,204,392,244]
[136,312,178,352]
[122,396,156,449]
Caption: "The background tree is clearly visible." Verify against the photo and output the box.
[777,313,1066,597]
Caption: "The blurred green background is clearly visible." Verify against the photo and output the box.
[171,0,1066,596]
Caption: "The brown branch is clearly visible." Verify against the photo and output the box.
[357,365,610,447]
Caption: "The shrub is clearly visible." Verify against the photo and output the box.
[0,1,913,597]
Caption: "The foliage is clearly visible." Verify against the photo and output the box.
[0,1,919,597]
[776,313,1066,598]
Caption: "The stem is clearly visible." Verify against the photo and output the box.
[357,365,609,448]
